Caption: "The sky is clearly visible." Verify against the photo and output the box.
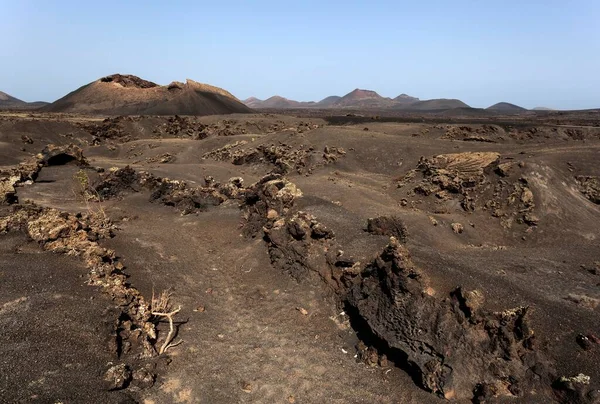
[2,0,599,109]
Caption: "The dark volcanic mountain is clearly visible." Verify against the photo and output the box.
[0,91,48,109]
[397,98,470,111]
[243,97,263,109]
[0,91,24,107]
[260,96,312,109]
[243,96,316,109]
[394,93,420,104]
[334,88,396,108]
[317,95,342,106]
[486,102,528,113]
[41,74,252,116]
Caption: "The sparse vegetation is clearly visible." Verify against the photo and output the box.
[72,169,107,222]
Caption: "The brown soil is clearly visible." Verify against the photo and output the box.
[1,110,600,403]
[0,231,137,403]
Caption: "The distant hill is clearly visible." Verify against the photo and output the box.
[242,95,316,109]
[486,102,527,113]
[334,89,396,108]
[24,101,50,108]
[260,96,304,109]
[0,91,24,107]
[317,95,342,106]
[397,98,470,111]
[440,107,490,117]
[394,93,420,104]
[532,106,555,111]
[243,97,263,108]
[0,91,48,109]
[41,74,252,116]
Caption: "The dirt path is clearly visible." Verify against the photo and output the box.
[100,194,434,403]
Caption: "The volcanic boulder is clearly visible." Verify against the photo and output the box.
[345,238,551,400]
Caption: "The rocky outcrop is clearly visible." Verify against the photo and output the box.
[398,152,538,228]
[0,144,88,204]
[93,166,245,215]
[204,142,345,175]
[365,216,408,242]
[575,176,600,204]
[100,74,159,89]
[264,211,335,280]
[345,238,552,400]
[241,174,303,237]
[241,175,558,402]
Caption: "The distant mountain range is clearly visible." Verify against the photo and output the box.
[318,95,342,106]
[2,84,561,115]
[244,89,477,112]
[0,91,48,109]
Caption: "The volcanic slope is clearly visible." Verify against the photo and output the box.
[0,91,48,109]
[487,102,528,113]
[394,93,420,104]
[333,88,396,108]
[0,91,25,108]
[317,95,342,106]
[397,98,470,111]
[41,74,252,116]
[243,97,264,108]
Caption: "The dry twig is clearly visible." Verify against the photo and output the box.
[152,306,183,354]
[151,289,183,354]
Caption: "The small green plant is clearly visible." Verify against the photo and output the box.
[73,169,93,199]
[72,169,107,221]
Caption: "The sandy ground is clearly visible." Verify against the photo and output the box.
[1,111,599,403]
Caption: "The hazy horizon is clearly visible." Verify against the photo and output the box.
[2,0,599,110]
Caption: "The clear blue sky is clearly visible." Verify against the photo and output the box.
[2,0,599,109]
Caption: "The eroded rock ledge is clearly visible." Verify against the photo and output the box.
[241,175,595,403]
